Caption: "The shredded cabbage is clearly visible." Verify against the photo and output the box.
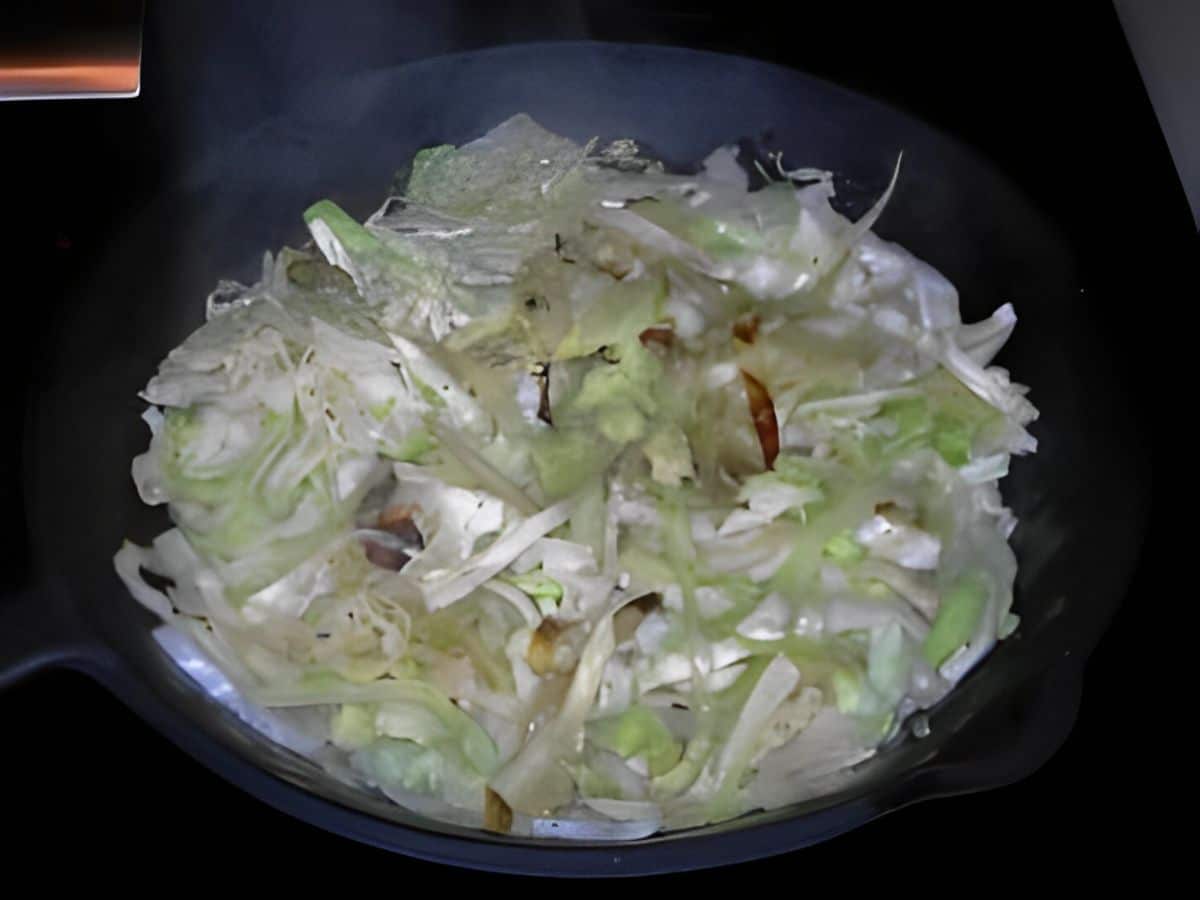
[116,114,1036,835]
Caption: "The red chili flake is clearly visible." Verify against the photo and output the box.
[484,788,513,834]
[732,313,760,344]
[741,368,780,470]
[363,504,425,571]
[362,541,411,571]
[378,504,424,548]
[535,363,553,426]
[638,326,675,348]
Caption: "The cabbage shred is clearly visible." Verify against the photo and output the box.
[116,114,1037,832]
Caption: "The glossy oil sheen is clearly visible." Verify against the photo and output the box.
[10,42,1147,875]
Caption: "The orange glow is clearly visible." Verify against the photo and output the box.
[0,59,140,95]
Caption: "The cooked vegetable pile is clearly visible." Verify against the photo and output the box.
[116,114,1037,833]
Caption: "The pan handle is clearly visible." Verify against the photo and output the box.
[0,586,92,690]
[902,658,1084,799]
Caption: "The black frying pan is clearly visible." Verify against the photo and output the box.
[6,42,1148,875]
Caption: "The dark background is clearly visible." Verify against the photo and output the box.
[3,1,1180,880]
